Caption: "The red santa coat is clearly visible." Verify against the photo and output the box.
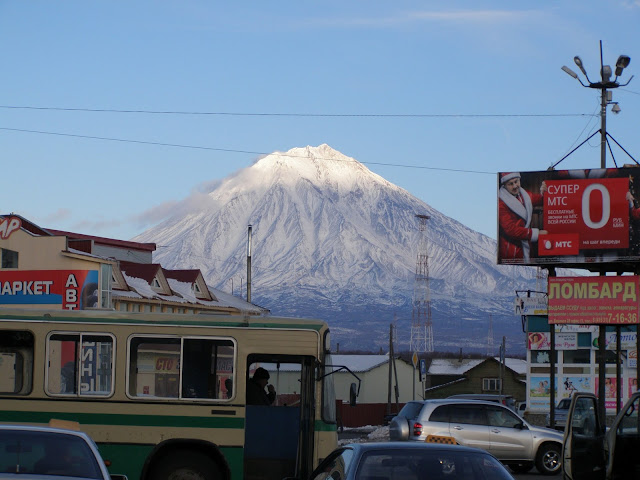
[498,186,543,262]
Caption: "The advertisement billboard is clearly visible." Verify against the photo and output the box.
[548,276,640,325]
[0,270,99,309]
[497,166,640,265]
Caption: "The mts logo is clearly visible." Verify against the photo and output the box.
[555,241,573,248]
[539,234,580,256]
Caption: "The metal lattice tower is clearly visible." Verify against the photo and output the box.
[486,314,494,356]
[410,214,433,353]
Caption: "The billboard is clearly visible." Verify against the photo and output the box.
[0,270,99,309]
[548,276,640,325]
[497,166,640,265]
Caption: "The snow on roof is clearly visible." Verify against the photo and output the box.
[120,273,267,314]
[330,354,389,373]
[428,357,526,376]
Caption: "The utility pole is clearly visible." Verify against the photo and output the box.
[246,225,252,303]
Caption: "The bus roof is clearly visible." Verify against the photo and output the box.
[0,307,327,331]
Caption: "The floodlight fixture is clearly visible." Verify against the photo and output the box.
[615,55,631,76]
[562,66,578,79]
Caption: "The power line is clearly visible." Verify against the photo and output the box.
[0,126,494,174]
[0,104,594,118]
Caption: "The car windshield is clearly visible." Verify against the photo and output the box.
[0,430,103,479]
[558,399,571,409]
[355,449,513,480]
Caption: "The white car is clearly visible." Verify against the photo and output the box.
[0,421,122,480]
[390,398,563,475]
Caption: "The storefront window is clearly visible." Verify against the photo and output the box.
[563,349,591,364]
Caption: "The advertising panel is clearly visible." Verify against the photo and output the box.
[515,294,548,315]
[0,270,99,309]
[529,376,556,410]
[497,166,640,265]
[561,376,591,399]
[528,331,577,350]
[548,276,640,325]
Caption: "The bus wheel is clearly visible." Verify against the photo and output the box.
[151,451,220,480]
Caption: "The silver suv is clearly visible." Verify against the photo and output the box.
[389,399,563,475]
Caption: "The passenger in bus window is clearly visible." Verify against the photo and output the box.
[225,378,233,398]
[246,367,275,405]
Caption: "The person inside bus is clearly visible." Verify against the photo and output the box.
[246,367,276,405]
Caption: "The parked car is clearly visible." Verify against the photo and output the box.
[389,399,563,475]
[305,441,515,480]
[0,421,121,480]
[546,398,571,430]
[562,391,640,479]
[448,394,517,412]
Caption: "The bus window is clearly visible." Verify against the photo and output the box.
[128,336,235,400]
[0,330,34,395]
[46,333,114,397]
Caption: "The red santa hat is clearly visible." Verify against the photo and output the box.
[500,172,521,184]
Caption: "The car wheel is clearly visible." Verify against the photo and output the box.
[151,451,220,480]
[509,462,533,474]
[535,443,561,475]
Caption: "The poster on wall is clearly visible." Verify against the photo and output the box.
[595,377,621,410]
[0,270,99,309]
[561,376,591,398]
[529,376,557,410]
[497,166,640,266]
[548,276,640,325]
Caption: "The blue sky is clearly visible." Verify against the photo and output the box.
[2,1,640,242]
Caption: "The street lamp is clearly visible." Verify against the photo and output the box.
[562,41,633,168]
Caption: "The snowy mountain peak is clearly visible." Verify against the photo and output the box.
[250,144,394,193]
[134,144,537,353]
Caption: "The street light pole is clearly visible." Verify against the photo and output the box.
[561,40,633,423]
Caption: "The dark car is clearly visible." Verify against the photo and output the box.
[305,442,515,480]
[0,421,118,480]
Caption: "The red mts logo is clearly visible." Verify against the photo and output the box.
[538,234,580,256]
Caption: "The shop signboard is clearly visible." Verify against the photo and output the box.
[548,276,640,325]
[497,166,640,265]
[528,331,577,350]
[0,270,99,309]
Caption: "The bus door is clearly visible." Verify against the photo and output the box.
[244,355,316,480]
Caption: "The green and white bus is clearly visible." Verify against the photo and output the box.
[0,308,344,480]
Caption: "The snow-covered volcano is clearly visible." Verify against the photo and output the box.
[134,145,538,353]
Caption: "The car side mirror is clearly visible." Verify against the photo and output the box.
[349,382,357,407]
[111,475,128,480]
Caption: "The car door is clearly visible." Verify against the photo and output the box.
[485,405,532,461]
[562,393,605,480]
[606,392,640,479]
[448,404,491,452]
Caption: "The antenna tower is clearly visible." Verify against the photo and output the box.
[410,214,433,353]
[486,314,494,356]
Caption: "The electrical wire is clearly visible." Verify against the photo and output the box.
[0,126,494,174]
[0,105,594,118]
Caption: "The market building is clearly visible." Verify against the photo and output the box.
[0,214,267,315]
